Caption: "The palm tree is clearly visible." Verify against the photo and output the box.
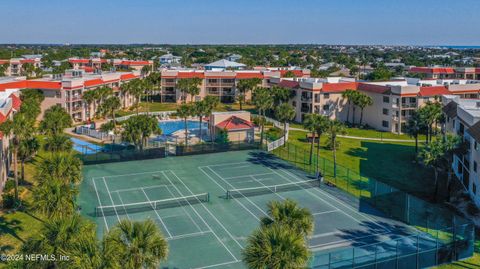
[128,79,145,115]
[22,214,95,267]
[271,86,291,106]
[275,103,295,147]
[243,224,309,269]
[203,96,219,141]
[260,199,314,236]
[194,101,209,141]
[18,137,39,181]
[341,89,356,124]
[136,115,162,148]
[39,105,72,136]
[33,175,78,217]
[350,91,361,125]
[313,115,330,164]
[121,117,143,150]
[406,111,422,152]
[177,78,202,103]
[303,114,318,164]
[43,134,74,152]
[176,104,193,146]
[419,134,462,200]
[104,219,169,269]
[99,96,121,137]
[36,151,83,185]
[253,87,274,145]
[357,93,373,125]
[237,78,261,110]
[82,90,97,120]
[327,120,347,178]
[0,113,34,203]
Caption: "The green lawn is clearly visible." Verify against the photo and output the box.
[115,101,258,117]
[289,122,426,141]
[280,130,434,199]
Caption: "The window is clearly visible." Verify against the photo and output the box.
[473,183,477,195]
[474,161,478,173]
[475,141,478,150]
[383,96,390,103]
[382,121,389,128]
[323,105,330,110]
[383,108,389,115]
[324,93,330,99]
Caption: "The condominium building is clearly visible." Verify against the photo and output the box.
[69,58,154,73]
[0,57,42,76]
[410,66,480,80]
[443,95,480,207]
[0,84,22,193]
[160,69,311,104]
[0,69,140,122]
[271,77,480,134]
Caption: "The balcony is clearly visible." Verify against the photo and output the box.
[401,103,417,108]
[301,96,312,102]
[301,104,311,113]
[207,90,220,95]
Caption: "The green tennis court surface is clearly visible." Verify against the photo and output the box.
[78,150,424,269]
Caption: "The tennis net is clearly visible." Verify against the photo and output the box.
[95,192,210,217]
[226,179,320,199]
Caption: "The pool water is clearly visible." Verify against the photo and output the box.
[71,137,102,155]
[159,120,208,135]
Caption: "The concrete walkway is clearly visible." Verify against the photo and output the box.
[288,127,417,143]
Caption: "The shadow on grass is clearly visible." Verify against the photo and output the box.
[0,214,25,250]
[345,141,435,200]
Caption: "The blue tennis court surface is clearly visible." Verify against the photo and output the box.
[77,150,442,269]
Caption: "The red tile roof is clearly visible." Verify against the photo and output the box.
[120,60,151,66]
[322,82,359,93]
[120,73,138,80]
[176,72,205,79]
[19,59,36,64]
[0,60,9,65]
[410,67,455,74]
[26,81,62,90]
[236,73,264,79]
[84,79,104,87]
[279,70,306,77]
[357,83,390,94]
[216,116,254,131]
[419,86,451,97]
[10,94,21,110]
[279,80,299,88]
[69,59,90,64]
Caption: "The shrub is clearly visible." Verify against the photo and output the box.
[4,179,15,192]
[1,192,16,209]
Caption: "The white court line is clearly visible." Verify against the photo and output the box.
[249,175,286,201]
[91,178,109,232]
[115,191,131,220]
[112,184,170,193]
[277,168,390,232]
[224,165,251,169]
[102,177,121,223]
[268,168,389,232]
[140,187,173,238]
[194,260,242,269]
[199,162,248,168]
[312,210,340,216]
[199,167,261,222]
[92,170,168,180]
[206,166,269,216]
[162,171,239,261]
[223,172,275,180]
[170,171,245,251]
[167,230,212,241]
[163,182,203,233]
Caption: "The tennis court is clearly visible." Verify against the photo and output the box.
[78,150,425,269]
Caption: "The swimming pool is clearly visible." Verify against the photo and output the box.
[71,137,103,155]
[159,120,208,135]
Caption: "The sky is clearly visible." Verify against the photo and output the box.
[1,0,479,45]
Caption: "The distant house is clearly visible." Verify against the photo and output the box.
[227,54,242,62]
[204,59,246,71]
[159,53,182,65]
